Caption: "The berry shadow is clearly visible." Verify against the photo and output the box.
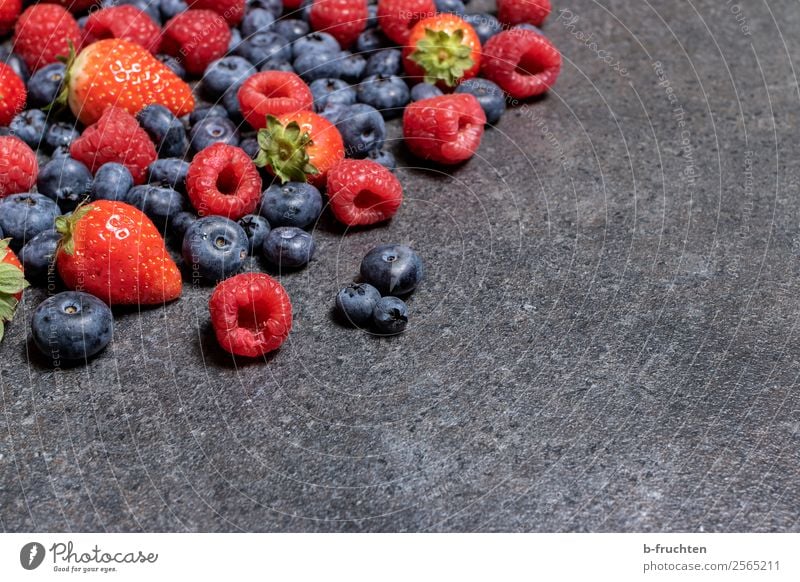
[197,320,278,369]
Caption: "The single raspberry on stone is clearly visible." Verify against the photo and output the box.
[309,0,368,49]
[161,10,231,76]
[326,159,403,226]
[13,3,82,72]
[187,143,262,220]
[480,29,561,99]
[0,136,38,199]
[496,0,551,27]
[82,5,162,53]
[238,71,314,131]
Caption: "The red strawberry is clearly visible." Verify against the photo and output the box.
[377,0,436,45]
[481,29,561,99]
[70,106,157,184]
[0,62,26,126]
[187,144,262,220]
[59,38,195,125]
[0,238,28,343]
[209,273,293,357]
[403,13,481,88]
[255,111,344,187]
[0,0,21,37]
[238,71,314,131]
[496,0,551,26]
[55,201,182,305]
[0,136,38,199]
[161,10,231,76]
[327,159,403,226]
[12,3,82,72]
[82,6,162,53]
[403,93,486,164]
[309,0,368,49]
[188,0,245,26]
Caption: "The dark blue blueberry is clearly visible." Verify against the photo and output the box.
[44,122,80,151]
[157,54,187,79]
[50,146,71,159]
[27,63,66,108]
[190,115,240,152]
[9,109,48,148]
[364,49,402,77]
[273,18,309,43]
[434,0,465,15]
[183,216,249,282]
[202,56,256,100]
[0,193,60,250]
[339,51,366,83]
[318,101,348,125]
[241,7,275,36]
[336,103,385,158]
[236,31,291,67]
[238,213,271,253]
[410,82,444,101]
[335,282,381,327]
[170,210,197,239]
[259,182,322,228]
[239,137,259,159]
[228,28,243,53]
[92,163,133,201]
[356,28,385,55]
[299,0,312,21]
[294,51,345,83]
[262,226,315,269]
[356,74,410,119]
[159,0,187,20]
[309,78,357,111]
[463,13,503,44]
[455,77,506,124]
[190,103,229,126]
[148,158,190,191]
[37,157,93,212]
[31,291,114,361]
[366,3,378,28]
[19,229,60,284]
[102,0,161,23]
[366,148,397,171]
[247,0,282,17]
[292,32,340,60]
[259,59,294,73]
[372,296,409,334]
[360,244,424,295]
[126,185,185,231]
[137,104,188,158]
[222,86,244,120]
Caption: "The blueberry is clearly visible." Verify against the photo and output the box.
[259,182,322,228]
[318,101,348,125]
[228,28,243,53]
[27,63,66,108]
[92,163,133,202]
[366,3,378,28]
[241,7,275,36]
[222,86,245,120]
[190,104,229,126]
[273,18,309,43]
[336,103,385,158]
[455,78,506,124]
[463,13,503,44]
[182,216,249,282]
[50,146,71,159]
[19,229,60,283]
[366,148,397,171]
[356,29,386,54]
[434,0,465,14]
[339,51,366,83]
[259,59,294,73]
[356,75,410,119]
[292,32,340,59]
[202,56,255,100]
[364,49,402,77]
[309,78,356,111]
[335,282,381,327]
[410,82,444,101]
[262,226,315,269]
[9,109,48,148]
[159,0,187,20]
[31,291,114,361]
[236,31,291,67]
[247,0,282,17]
[37,157,93,212]
[0,193,60,250]
[238,213,271,253]
[372,296,409,334]
[157,54,187,79]
[126,185,185,231]
[148,158,190,191]
[44,122,80,151]
[514,23,543,34]
[360,244,424,295]
[294,51,345,83]
[190,115,240,152]
[239,137,259,159]
[170,210,197,239]
[137,104,188,158]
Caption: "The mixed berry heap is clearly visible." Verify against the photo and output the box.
[0,0,560,361]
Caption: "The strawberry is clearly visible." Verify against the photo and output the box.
[0,238,28,343]
[12,3,82,72]
[82,6,162,54]
[70,106,157,185]
[55,201,182,305]
[237,71,314,131]
[0,62,26,126]
[377,0,436,45]
[480,29,561,99]
[56,38,195,126]
[188,0,245,26]
[309,0,368,49]
[403,13,481,88]
[0,136,38,199]
[161,10,231,76]
[496,0,551,27]
[403,93,486,164]
[0,0,21,37]
[255,112,344,187]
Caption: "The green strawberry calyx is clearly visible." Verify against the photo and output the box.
[0,239,29,343]
[55,203,93,257]
[45,40,78,113]
[254,115,319,184]
[409,27,474,87]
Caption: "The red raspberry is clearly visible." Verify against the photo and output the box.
[46,0,100,14]
[403,94,485,165]
[70,106,157,185]
[188,0,245,26]
[187,143,262,220]
[161,10,231,76]
[496,0,551,26]
[0,0,21,36]
[238,71,314,131]
[12,3,82,72]
[0,136,38,199]
[0,62,26,127]
[82,6,162,53]
[326,159,403,226]
[309,0,368,49]
[480,29,561,99]
[209,272,293,358]
[377,0,435,45]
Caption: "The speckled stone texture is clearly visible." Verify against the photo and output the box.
[2,0,800,532]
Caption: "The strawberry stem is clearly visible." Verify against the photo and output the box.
[409,28,474,87]
[44,40,77,113]
[55,203,93,257]
[254,115,319,184]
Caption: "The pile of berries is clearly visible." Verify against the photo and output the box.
[0,0,560,362]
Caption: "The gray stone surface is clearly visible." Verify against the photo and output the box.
[2,0,800,532]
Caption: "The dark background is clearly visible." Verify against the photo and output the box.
[3,0,800,532]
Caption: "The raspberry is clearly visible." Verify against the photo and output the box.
[496,0,551,26]
[326,159,403,226]
[0,63,26,126]
[403,94,486,165]
[309,0,368,49]
[13,3,82,72]
[0,136,38,199]
[480,29,561,99]
[188,0,245,26]
[209,272,293,357]
[187,144,262,220]
[70,107,157,185]
[238,71,314,131]
[377,0,436,45]
[161,10,231,76]
[82,6,162,53]
[0,0,20,36]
